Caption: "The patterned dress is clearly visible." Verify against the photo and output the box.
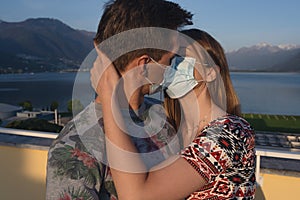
[46,98,179,200]
[181,115,256,199]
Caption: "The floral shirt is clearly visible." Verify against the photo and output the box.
[46,98,179,200]
[181,115,256,199]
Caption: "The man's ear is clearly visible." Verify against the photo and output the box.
[205,66,218,82]
[137,55,150,66]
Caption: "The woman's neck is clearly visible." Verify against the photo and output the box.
[196,89,212,132]
[179,86,227,147]
[195,87,227,131]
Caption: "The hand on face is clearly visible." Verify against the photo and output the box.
[90,44,120,101]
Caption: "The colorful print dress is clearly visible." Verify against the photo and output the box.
[46,98,179,200]
[181,115,256,199]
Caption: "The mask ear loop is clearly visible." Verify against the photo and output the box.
[149,57,169,69]
[159,88,163,101]
[197,80,207,84]
[194,60,217,83]
[144,76,153,86]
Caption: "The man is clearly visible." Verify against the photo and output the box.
[46,0,192,199]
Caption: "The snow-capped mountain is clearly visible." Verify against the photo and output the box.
[226,43,300,72]
[278,44,300,50]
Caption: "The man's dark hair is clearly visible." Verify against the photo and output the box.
[94,0,193,72]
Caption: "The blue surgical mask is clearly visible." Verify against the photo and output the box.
[144,58,167,95]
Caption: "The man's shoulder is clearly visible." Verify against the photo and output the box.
[50,101,103,147]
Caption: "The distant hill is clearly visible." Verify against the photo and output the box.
[1,18,299,73]
[226,42,300,72]
[0,18,94,73]
[271,50,300,72]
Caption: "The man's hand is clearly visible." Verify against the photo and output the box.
[90,44,120,99]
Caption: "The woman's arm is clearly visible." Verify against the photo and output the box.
[102,98,206,200]
[96,62,207,200]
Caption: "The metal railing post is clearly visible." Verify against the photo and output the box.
[256,153,261,185]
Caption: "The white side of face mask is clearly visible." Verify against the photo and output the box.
[144,56,203,98]
[165,56,200,99]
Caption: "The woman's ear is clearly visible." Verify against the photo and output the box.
[205,66,218,82]
[94,41,107,59]
[94,41,100,54]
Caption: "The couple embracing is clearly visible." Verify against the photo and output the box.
[46,1,255,199]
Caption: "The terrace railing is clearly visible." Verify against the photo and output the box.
[1,127,300,185]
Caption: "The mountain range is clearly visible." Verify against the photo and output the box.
[226,42,300,72]
[0,18,299,73]
[0,18,94,73]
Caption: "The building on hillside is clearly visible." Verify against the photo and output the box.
[16,110,54,120]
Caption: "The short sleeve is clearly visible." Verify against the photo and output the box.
[181,129,231,183]
[46,126,107,200]
[46,102,106,200]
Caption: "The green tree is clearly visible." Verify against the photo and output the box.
[19,100,33,111]
[50,101,59,111]
[67,99,84,115]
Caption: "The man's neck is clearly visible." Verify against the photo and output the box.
[129,90,144,110]
[94,92,145,110]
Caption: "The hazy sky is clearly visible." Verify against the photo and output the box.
[1,0,300,51]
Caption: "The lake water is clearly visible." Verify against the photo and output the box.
[0,72,300,115]
[230,72,300,115]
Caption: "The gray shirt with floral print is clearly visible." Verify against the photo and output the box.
[46,98,179,200]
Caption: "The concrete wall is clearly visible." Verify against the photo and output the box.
[0,145,48,200]
[0,144,299,200]
[256,171,300,200]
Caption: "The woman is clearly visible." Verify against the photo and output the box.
[95,29,256,199]
[164,29,242,147]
